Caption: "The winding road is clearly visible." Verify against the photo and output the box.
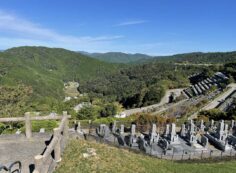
[123,88,185,116]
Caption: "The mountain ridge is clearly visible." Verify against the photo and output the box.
[79,51,154,63]
[0,46,121,100]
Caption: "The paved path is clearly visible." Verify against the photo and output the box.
[202,83,236,110]
[0,133,51,173]
[124,88,185,116]
[188,83,236,120]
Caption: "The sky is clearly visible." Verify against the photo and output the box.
[0,0,236,55]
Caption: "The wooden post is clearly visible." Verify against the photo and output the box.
[33,155,43,173]
[25,112,32,139]
[54,128,61,162]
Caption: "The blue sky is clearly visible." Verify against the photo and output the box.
[0,0,236,55]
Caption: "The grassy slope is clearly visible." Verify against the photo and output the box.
[0,46,121,100]
[55,140,236,173]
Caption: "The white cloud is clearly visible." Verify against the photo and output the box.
[114,20,148,27]
[0,10,124,50]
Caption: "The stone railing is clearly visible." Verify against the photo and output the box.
[33,112,70,173]
[0,112,69,139]
[0,111,71,173]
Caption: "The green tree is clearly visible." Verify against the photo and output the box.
[100,102,123,117]
[77,106,97,120]
[0,85,33,117]
[143,84,165,106]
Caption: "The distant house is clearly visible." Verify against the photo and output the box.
[64,81,79,88]
[73,102,91,112]
[114,112,127,118]
[49,112,57,117]
[64,96,72,102]
[64,96,80,102]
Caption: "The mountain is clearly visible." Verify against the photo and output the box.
[80,52,154,63]
[151,51,236,64]
[0,46,121,100]
[1,47,236,107]
[79,51,236,108]
[82,51,236,64]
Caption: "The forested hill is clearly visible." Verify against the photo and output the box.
[1,46,236,110]
[150,51,236,64]
[81,52,154,63]
[81,51,236,64]
[0,46,121,100]
[79,62,209,108]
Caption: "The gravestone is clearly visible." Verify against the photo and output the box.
[129,124,139,147]
[15,129,21,135]
[96,124,110,138]
[149,124,159,144]
[200,120,205,131]
[211,120,215,129]
[169,123,180,144]
[231,120,235,129]
[199,135,208,147]
[112,121,117,133]
[180,124,186,137]
[217,120,227,141]
[76,121,83,134]
[39,128,45,133]
[120,124,124,135]
[131,124,136,136]
[164,124,170,137]
[184,120,198,146]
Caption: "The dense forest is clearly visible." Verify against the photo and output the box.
[79,62,213,108]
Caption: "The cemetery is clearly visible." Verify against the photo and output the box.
[0,73,235,172]
[80,119,236,160]
[216,90,236,112]
[183,72,229,99]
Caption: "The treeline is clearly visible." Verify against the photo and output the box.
[223,62,236,80]
[152,51,236,64]
[199,107,236,121]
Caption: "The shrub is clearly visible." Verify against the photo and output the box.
[20,120,58,132]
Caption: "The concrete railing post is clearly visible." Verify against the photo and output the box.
[33,155,43,173]
[25,112,32,139]
[54,128,61,162]
[63,111,69,139]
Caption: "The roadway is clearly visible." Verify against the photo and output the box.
[202,83,236,110]
[123,88,185,116]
